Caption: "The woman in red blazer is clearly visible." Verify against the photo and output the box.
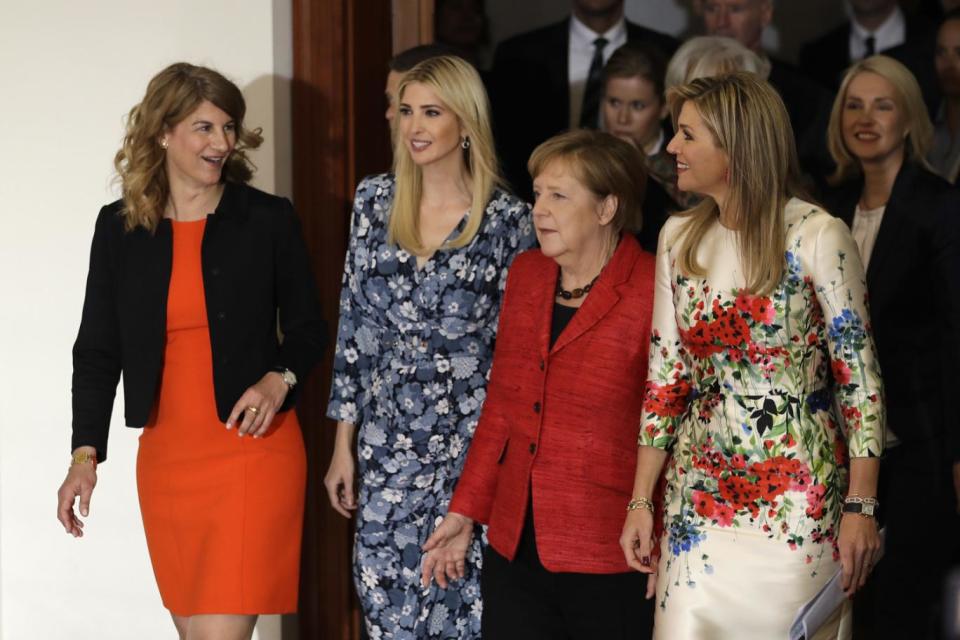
[421,129,657,639]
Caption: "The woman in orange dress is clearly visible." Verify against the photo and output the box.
[56,63,326,640]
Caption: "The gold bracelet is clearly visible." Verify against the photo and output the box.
[71,450,97,469]
[627,497,655,513]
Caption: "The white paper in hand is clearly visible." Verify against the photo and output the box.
[789,527,885,640]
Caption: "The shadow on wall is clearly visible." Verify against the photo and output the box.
[241,73,294,200]
[236,73,297,640]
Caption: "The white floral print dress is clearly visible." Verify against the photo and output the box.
[639,199,884,639]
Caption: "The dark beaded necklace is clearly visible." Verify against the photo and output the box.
[555,273,600,300]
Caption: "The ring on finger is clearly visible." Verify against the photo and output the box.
[247,406,260,415]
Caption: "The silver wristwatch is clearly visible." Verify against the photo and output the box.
[275,367,297,388]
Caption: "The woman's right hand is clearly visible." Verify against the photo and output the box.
[324,444,357,518]
[57,449,98,537]
[620,507,656,574]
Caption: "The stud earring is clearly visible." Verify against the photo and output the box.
[161,140,168,150]
[461,137,471,150]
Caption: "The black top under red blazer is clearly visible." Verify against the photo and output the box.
[820,162,960,463]
[72,182,326,461]
[449,234,656,573]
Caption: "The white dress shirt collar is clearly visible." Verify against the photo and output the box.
[569,13,627,49]
[568,15,628,129]
[849,5,906,60]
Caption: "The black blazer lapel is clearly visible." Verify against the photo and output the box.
[828,179,862,229]
[865,165,917,293]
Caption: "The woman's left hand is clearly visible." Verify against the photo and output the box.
[226,372,290,437]
[837,513,882,597]
[421,512,474,589]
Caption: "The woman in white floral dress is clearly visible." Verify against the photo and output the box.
[620,73,885,639]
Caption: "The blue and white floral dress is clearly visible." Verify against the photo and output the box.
[327,173,536,639]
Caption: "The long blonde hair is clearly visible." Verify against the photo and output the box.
[668,73,807,295]
[826,55,934,184]
[388,55,500,254]
[114,63,263,232]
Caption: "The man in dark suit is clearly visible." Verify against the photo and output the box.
[700,0,834,176]
[799,0,939,111]
[490,0,677,199]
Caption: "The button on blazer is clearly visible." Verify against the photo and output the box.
[450,233,656,573]
[72,181,326,461]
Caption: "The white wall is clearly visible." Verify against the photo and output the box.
[0,1,292,638]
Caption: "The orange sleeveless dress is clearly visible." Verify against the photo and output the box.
[136,218,306,616]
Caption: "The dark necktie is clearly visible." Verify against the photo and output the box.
[579,36,609,129]
[864,35,876,58]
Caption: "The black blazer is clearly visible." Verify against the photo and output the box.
[767,57,834,177]
[820,163,960,463]
[798,16,938,113]
[72,182,326,461]
[490,18,678,199]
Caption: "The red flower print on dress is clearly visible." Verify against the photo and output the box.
[719,475,762,510]
[714,503,735,526]
[831,359,851,385]
[805,483,827,520]
[645,379,692,417]
[750,297,775,324]
[713,308,751,347]
[692,490,716,518]
[681,318,723,359]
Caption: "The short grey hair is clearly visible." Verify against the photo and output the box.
[665,36,771,90]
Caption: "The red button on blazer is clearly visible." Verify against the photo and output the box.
[450,233,656,573]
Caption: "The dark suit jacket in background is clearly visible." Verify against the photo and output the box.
[820,162,960,464]
[72,182,327,461]
[490,18,678,200]
[767,56,835,177]
[450,234,655,573]
[798,15,939,114]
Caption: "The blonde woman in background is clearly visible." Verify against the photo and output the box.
[820,55,960,640]
[620,73,884,639]
[324,55,535,638]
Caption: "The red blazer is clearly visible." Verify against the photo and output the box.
[450,233,655,573]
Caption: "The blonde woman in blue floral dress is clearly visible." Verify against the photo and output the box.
[324,56,535,638]
[620,73,885,639]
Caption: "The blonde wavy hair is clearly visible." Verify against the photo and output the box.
[114,62,263,232]
[668,72,807,295]
[389,55,501,254]
[827,55,934,184]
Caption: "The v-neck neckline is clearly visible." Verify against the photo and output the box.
[414,208,472,272]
